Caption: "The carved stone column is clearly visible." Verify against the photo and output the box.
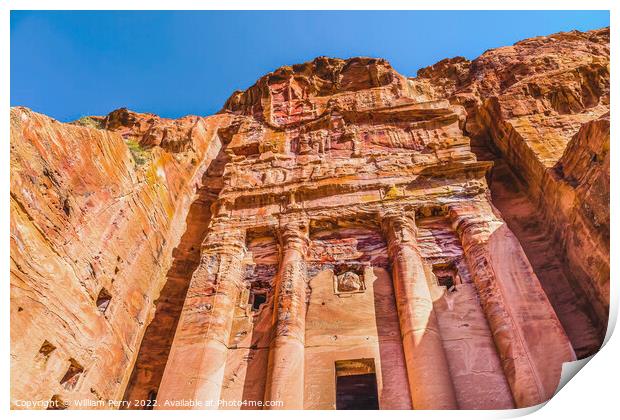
[263,220,309,409]
[157,228,246,410]
[449,201,575,408]
[381,213,458,409]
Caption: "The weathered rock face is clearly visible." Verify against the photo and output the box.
[10,27,609,410]
[545,114,610,327]
[10,107,229,408]
[103,108,214,153]
[415,28,610,339]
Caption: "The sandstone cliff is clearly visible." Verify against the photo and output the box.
[10,107,229,408]
[10,27,609,410]
[415,27,610,340]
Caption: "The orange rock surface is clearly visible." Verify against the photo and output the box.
[10,107,230,408]
[10,27,608,410]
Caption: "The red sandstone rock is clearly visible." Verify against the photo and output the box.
[101,108,212,152]
[416,27,610,351]
[10,107,230,408]
[10,27,609,410]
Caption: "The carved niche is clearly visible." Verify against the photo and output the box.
[337,271,363,292]
[333,264,367,296]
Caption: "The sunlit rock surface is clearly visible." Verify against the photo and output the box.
[10,27,608,410]
[10,107,229,408]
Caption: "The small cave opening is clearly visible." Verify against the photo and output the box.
[432,262,459,292]
[250,292,267,311]
[96,288,112,313]
[60,358,84,391]
[437,274,455,290]
[47,395,68,410]
[38,340,57,358]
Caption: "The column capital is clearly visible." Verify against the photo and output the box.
[379,211,417,245]
[447,202,502,241]
[278,219,310,254]
[202,227,246,256]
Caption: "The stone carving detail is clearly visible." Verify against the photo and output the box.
[299,129,331,156]
[308,238,362,262]
[380,212,418,251]
[279,220,310,254]
[335,271,365,294]
[262,168,288,185]
[331,262,367,296]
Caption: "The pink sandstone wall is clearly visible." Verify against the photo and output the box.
[10,107,226,409]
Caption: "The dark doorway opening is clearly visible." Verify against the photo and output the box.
[336,373,380,410]
[251,292,267,311]
[335,359,379,410]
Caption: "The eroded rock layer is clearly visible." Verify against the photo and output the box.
[10,27,609,410]
[10,107,229,408]
[415,27,610,336]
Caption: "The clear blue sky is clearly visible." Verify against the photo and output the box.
[11,11,609,122]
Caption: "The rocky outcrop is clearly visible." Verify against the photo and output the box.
[415,27,610,340]
[10,107,228,408]
[10,27,609,410]
[544,114,610,327]
[100,108,212,153]
[223,57,413,127]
